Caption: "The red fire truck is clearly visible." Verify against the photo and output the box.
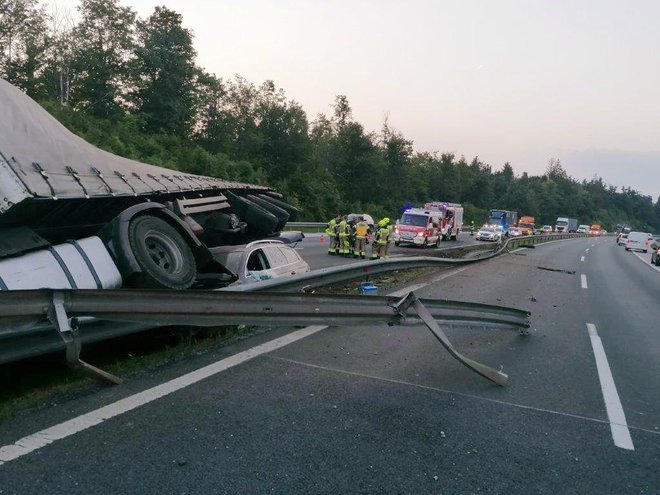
[392,202,464,248]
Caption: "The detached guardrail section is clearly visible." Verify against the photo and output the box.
[0,289,529,386]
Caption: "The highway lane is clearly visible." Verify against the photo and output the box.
[0,237,658,493]
[583,238,660,433]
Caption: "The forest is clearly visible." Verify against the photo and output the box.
[1,0,659,231]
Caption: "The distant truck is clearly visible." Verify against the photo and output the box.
[0,79,298,291]
[518,216,535,235]
[393,202,463,247]
[589,224,602,236]
[488,210,518,232]
[555,217,578,233]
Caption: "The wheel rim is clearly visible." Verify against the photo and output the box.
[143,230,184,274]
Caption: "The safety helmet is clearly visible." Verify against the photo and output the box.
[378,217,390,227]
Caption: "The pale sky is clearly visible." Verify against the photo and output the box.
[51,0,660,199]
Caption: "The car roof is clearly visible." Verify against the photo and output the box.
[211,240,286,254]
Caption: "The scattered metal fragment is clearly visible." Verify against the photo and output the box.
[537,266,576,275]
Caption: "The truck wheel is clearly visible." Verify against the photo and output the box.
[127,215,197,289]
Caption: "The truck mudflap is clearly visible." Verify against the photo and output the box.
[0,288,529,386]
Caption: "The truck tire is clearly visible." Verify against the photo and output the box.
[127,215,197,289]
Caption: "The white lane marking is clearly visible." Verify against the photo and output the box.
[585,248,590,253]
[0,265,475,466]
[580,256,585,262]
[632,251,660,273]
[271,355,660,437]
[581,274,588,289]
[586,323,635,450]
[0,325,327,465]
[591,244,595,247]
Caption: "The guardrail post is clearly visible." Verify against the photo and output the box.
[47,291,123,385]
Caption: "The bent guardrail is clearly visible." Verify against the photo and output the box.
[0,289,529,386]
[0,232,589,380]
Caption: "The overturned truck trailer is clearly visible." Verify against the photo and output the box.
[0,79,298,289]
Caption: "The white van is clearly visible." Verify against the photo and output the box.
[624,231,653,252]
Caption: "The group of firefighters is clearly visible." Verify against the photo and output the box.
[324,215,393,260]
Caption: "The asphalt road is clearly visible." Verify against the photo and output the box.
[0,237,658,493]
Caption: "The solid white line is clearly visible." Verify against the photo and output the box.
[580,256,585,262]
[270,355,660,436]
[0,324,327,465]
[632,251,660,273]
[1,264,476,467]
[586,323,634,450]
[581,274,588,289]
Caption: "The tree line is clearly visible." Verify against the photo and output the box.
[2,0,659,231]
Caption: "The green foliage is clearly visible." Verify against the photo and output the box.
[2,3,658,232]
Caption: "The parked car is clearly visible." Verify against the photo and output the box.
[211,240,310,285]
[347,213,375,229]
[624,232,653,253]
[508,227,522,237]
[542,225,553,233]
[476,225,502,242]
[617,233,629,246]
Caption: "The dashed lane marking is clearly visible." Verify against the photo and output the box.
[586,323,635,450]
[580,256,585,262]
[581,274,588,289]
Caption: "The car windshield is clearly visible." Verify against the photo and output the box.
[400,213,429,227]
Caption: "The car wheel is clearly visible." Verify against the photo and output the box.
[625,247,629,251]
[422,238,428,248]
[395,241,400,247]
[127,215,197,289]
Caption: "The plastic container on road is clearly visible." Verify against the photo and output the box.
[358,282,379,295]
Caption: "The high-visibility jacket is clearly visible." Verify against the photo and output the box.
[325,218,338,236]
[375,226,390,245]
[355,221,369,239]
[338,220,349,237]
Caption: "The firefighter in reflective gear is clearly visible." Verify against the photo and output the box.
[381,217,393,258]
[337,216,351,255]
[370,219,391,259]
[353,216,370,259]
[469,221,475,236]
[325,215,340,254]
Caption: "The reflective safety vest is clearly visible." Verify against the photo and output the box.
[375,226,390,245]
[338,220,349,237]
[355,221,369,238]
[325,218,338,236]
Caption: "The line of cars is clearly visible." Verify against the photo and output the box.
[616,230,660,265]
